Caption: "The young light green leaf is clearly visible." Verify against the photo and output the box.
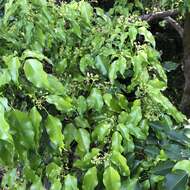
[64,174,79,190]
[103,166,121,190]
[138,26,156,48]
[79,1,93,24]
[92,122,111,143]
[0,69,11,87]
[45,115,64,149]
[4,55,21,83]
[74,148,100,169]
[87,88,104,111]
[111,131,124,153]
[46,162,61,181]
[82,167,98,190]
[76,96,87,115]
[111,151,130,176]
[0,111,13,143]
[95,55,108,76]
[1,168,17,188]
[128,26,137,44]
[46,95,73,113]
[109,57,126,83]
[173,160,190,175]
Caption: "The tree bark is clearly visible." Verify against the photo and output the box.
[180,12,190,116]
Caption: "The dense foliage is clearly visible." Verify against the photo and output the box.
[0,0,190,189]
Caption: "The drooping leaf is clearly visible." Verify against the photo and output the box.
[92,122,111,143]
[4,55,21,83]
[76,128,90,156]
[29,107,42,147]
[79,1,93,24]
[111,151,130,176]
[24,58,49,88]
[82,167,98,190]
[109,57,126,83]
[87,88,104,112]
[45,115,64,149]
[103,166,121,190]
[64,175,79,190]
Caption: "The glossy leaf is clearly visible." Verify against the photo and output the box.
[24,58,49,88]
[64,175,79,190]
[45,115,64,149]
[76,128,90,156]
[46,95,73,112]
[173,160,190,175]
[111,151,130,176]
[87,88,104,111]
[82,167,98,190]
[103,166,121,190]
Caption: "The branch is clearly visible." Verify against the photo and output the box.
[140,9,183,38]
[141,9,179,22]
[164,16,184,38]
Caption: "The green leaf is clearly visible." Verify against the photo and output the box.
[79,1,93,24]
[46,95,73,113]
[80,55,94,74]
[47,75,65,95]
[152,160,175,175]
[76,96,87,115]
[121,178,138,190]
[4,55,21,83]
[46,162,61,181]
[111,131,124,153]
[64,174,79,190]
[173,160,190,175]
[82,167,98,190]
[63,123,77,149]
[45,115,64,149]
[92,122,111,143]
[76,128,90,156]
[103,166,121,190]
[117,124,130,142]
[1,168,17,188]
[111,151,130,176]
[0,111,13,144]
[138,27,155,47]
[165,170,188,190]
[0,69,11,87]
[95,55,108,76]
[75,117,90,129]
[7,110,35,152]
[128,26,137,44]
[87,88,104,112]
[55,59,67,73]
[109,57,126,83]
[29,107,42,147]
[74,148,100,169]
[22,50,52,65]
[24,58,49,88]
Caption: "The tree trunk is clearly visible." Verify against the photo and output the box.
[180,12,190,116]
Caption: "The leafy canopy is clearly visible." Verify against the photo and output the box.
[0,0,190,189]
